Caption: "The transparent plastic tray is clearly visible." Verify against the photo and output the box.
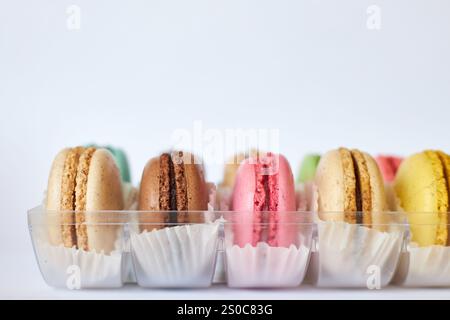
[28,207,450,289]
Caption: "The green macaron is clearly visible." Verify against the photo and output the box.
[297,154,321,183]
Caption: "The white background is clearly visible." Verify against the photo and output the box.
[0,0,449,299]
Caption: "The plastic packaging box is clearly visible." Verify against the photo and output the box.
[29,207,450,289]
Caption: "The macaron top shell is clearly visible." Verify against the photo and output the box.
[46,148,70,211]
[394,151,449,246]
[137,156,167,231]
[230,159,258,246]
[86,144,131,183]
[182,152,209,212]
[314,149,346,220]
[275,156,297,213]
[84,149,124,211]
[138,156,161,211]
[364,152,389,226]
[81,149,124,252]
[47,146,86,247]
[46,148,70,245]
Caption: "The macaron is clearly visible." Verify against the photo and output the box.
[231,153,297,247]
[376,155,403,183]
[138,151,208,231]
[46,147,124,252]
[86,144,131,183]
[394,150,449,246]
[314,148,387,226]
[297,154,321,183]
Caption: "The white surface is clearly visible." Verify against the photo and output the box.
[1,248,449,299]
[1,1,450,299]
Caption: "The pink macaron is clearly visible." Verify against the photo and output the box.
[231,153,297,248]
[376,155,403,182]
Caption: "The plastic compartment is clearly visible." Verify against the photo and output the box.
[308,212,407,288]
[129,211,220,288]
[28,206,128,288]
[393,212,450,287]
[28,207,221,289]
[222,211,314,288]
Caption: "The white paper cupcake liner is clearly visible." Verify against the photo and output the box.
[30,206,126,288]
[34,241,123,288]
[225,242,311,288]
[393,244,450,287]
[390,192,450,287]
[130,223,220,287]
[312,221,404,287]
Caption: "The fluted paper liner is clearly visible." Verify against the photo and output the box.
[34,242,123,288]
[222,186,312,287]
[31,215,125,288]
[225,242,310,288]
[312,221,404,287]
[394,244,450,287]
[32,183,137,288]
[130,223,220,287]
[391,189,450,287]
[308,184,405,287]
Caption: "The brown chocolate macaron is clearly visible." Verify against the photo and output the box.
[138,151,208,231]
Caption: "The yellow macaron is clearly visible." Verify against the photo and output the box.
[394,150,450,246]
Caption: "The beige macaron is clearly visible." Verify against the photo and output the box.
[46,147,124,253]
[314,148,387,228]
